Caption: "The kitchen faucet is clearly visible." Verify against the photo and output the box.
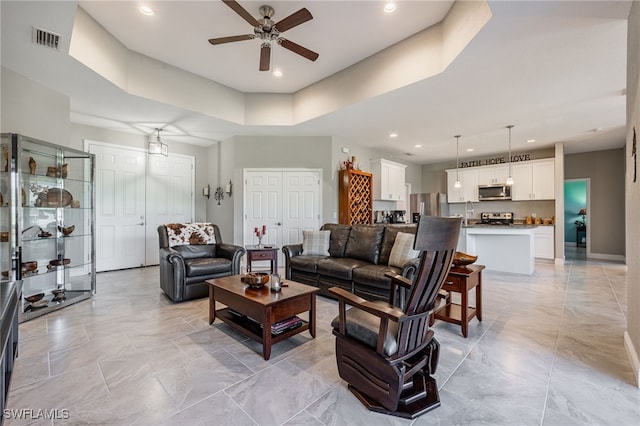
[464,200,475,226]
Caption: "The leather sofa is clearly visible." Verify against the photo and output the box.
[282,223,418,302]
[158,223,245,302]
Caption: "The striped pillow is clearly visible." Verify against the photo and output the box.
[302,230,330,256]
[388,232,420,267]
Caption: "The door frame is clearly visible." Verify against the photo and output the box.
[564,177,591,257]
[242,167,323,259]
[84,139,195,268]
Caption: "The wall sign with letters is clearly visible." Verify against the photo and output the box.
[460,153,532,168]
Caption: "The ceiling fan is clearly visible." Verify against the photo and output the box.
[208,0,319,71]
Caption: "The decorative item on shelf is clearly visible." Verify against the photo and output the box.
[24,292,45,303]
[44,188,73,207]
[58,225,75,236]
[225,180,233,197]
[214,186,224,205]
[71,200,80,208]
[341,155,357,171]
[22,225,51,238]
[46,164,68,178]
[28,157,36,174]
[454,135,462,189]
[52,289,66,302]
[21,261,38,273]
[254,225,266,247]
[452,251,478,267]
[148,128,168,157]
[21,187,26,206]
[48,258,71,268]
[506,125,514,185]
[241,272,270,289]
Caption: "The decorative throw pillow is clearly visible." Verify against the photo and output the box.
[302,230,330,256]
[388,232,420,268]
[166,223,216,247]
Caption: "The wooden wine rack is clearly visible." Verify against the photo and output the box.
[338,169,373,225]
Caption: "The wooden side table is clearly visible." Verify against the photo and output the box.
[246,245,278,274]
[433,264,484,337]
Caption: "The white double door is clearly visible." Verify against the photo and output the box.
[244,169,322,265]
[88,142,194,272]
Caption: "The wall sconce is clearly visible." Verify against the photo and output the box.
[225,180,233,197]
[203,184,210,199]
[214,186,224,205]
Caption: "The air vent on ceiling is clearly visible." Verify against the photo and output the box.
[32,26,61,51]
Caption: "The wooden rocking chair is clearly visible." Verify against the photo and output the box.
[329,216,462,418]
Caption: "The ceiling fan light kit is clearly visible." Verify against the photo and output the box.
[209,0,318,71]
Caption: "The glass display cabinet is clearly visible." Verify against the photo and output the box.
[1,133,95,322]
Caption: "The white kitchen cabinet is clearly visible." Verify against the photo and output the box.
[477,164,510,185]
[534,226,554,259]
[447,168,478,203]
[511,159,555,200]
[371,159,406,201]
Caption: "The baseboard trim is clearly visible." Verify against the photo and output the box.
[624,331,640,388]
[588,253,625,262]
[554,257,565,265]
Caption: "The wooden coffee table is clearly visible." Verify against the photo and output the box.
[206,275,320,360]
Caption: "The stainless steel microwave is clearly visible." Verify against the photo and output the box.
[478,184,512,201]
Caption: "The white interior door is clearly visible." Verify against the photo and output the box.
[145,154,194,265]
[245,171,283,248]
[89,143,146,272]
[282,171,321,246]
[244,169,321,267]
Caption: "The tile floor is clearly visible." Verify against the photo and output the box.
[5,258,640,425]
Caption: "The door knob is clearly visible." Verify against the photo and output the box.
[274,222,282,226]
[136,222,144,226]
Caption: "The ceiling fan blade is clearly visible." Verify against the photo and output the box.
[208,34,254,45]
[259,43,271,71]
[274,8,313,33]
[222,0,260,27]
[279,38,319,62]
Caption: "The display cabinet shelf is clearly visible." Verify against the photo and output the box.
[1,133,95,322]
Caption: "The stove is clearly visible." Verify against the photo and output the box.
[480,212,514,225]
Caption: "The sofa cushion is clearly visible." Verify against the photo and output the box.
[352,264,403,289]
[166,223,216,247]
[290,255,327,273]
[321,224,352,258]
[344,225,385,264]
[331,303,399,357]
[302,230,330,256]
[388,232,420,268]
[185,257,231,276]
[175,244,217,260]
[317,258,370,280]
[379,224,417,265]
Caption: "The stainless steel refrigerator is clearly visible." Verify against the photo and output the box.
[409,193,448,222]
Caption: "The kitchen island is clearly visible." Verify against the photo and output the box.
[458,225,537,275]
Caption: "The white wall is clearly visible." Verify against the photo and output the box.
[625,0,640,387]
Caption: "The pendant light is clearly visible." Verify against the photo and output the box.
[506,125,514,185]
[149,128,168,157]
[454,135,462,188]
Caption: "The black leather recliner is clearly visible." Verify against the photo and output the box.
[158,223,245,302]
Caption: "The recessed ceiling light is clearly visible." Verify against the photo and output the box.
[272,69,283,77]
[384,2,397,13]
[526,139,536,143]
[466,148,474,152]
[415,144,422,148]
[139,6,154,16]
[389,133,398,138]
